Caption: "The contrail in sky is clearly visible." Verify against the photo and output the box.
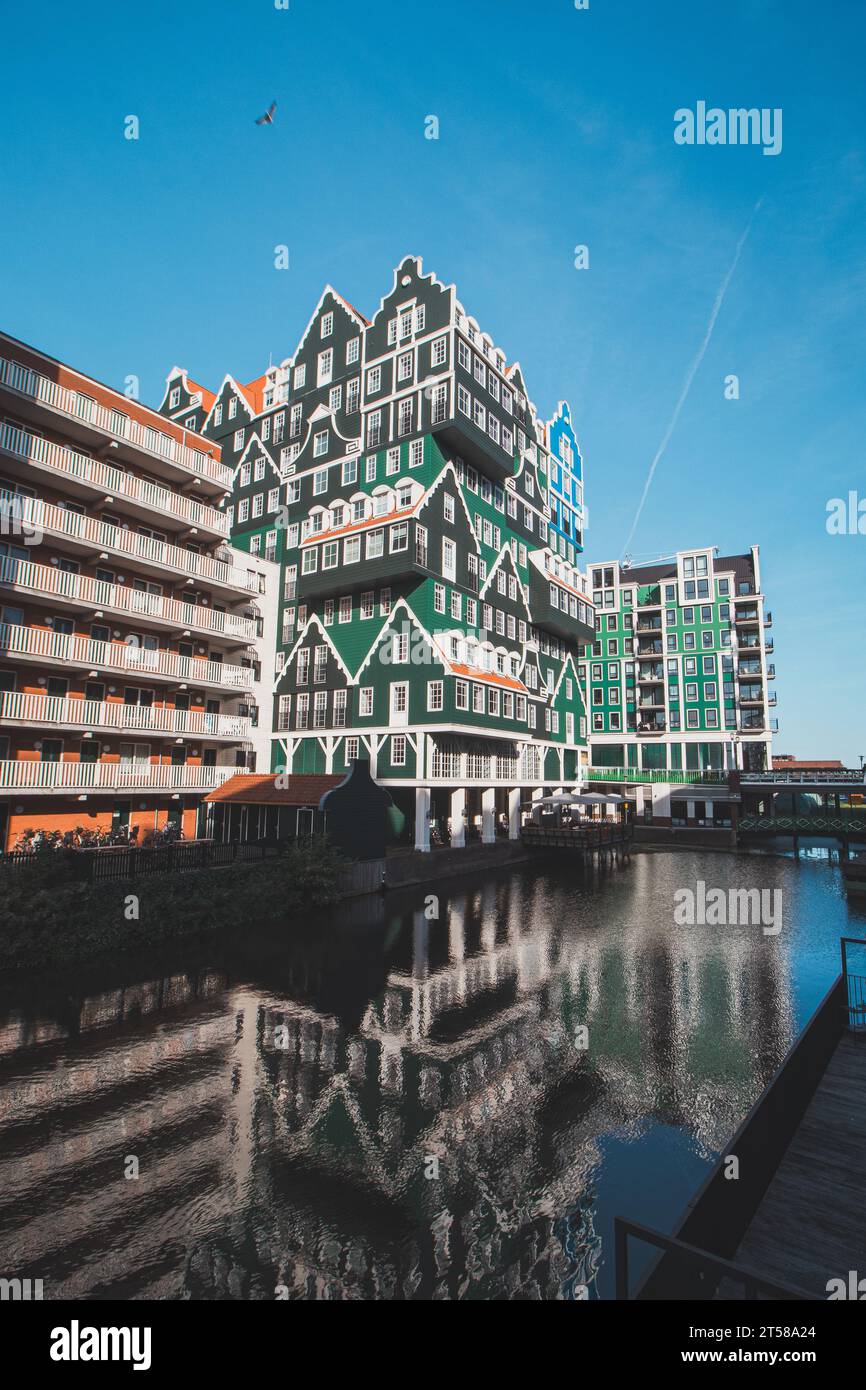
[620,199,763,561]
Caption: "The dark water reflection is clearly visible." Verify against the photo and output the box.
[0,850,862,1300]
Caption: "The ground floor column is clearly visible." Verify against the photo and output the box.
[450,787,466,848]
[415,786,431,853]
[481,787,496,844]
[508,787,522,840]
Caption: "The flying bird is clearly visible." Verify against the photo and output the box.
[255,102,277,126]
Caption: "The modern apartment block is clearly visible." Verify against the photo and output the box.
[160,256,596,849]
[0,333,278,851]
[581,547,777,827]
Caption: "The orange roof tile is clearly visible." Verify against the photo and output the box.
[203,773,342,806]
[301,502,413,546]
[448,662,527,694]
[186,377,216,412]
[241,374,268,413]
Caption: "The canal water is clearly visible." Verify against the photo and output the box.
[0,849,862,1301]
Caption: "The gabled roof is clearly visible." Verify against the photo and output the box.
[275,613,355,689]
[235,430,281,482]
[203,773,341,805]
[241,375,269,413]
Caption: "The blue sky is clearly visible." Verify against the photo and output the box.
[1,0,864,761]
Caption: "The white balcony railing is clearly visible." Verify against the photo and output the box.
[0,622,255,690]
[0,759,245,792]
[0,555,257,642]
[0,490,257,592]
[0,423,229,536]
[0,354,233,489]
[0,690,251,740]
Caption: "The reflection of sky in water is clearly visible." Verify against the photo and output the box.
[0,851,862,1300]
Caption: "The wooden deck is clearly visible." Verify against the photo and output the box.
[720,1032,866,1297]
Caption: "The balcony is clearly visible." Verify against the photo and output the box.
[0,491,257,593]
[637,717,666,734]
[0,555,257,643]
[735,608,760,625]
[739,687,764,704]
[637,697,665,710]
[0,354,233,491]
[738,661,762,678]
[0,622,255,691]
[765,637,774,653]
[766,664,776,679]
[636,639,664,656]
[0,759,244,794]
[637,665,664,682]
[768,692,777,707]
[739,715,765,731]
[0,423,229,538]
[764,611,773,628]
[0,690,251,740]
[635,621,663,634]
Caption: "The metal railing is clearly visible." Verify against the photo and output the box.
[0,838,274,882]
[741,768,865,785]
[0,690,250,739]
[0,491,257,592]
[614,1218,808,1301]
[0,621,255,689]
[0,759,246,792]
[0,555,257,641]
[585,767,729,785]
[739,813,866,834]
[841,938,866,1033]
[0,353,232,488]
[0,422,228,535]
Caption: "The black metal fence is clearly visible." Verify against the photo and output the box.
[0,839,278,883]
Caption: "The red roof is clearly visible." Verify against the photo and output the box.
[203,773,342,806]
[772,758,845,770]
[241,374,268,413]
[186,377,216,412]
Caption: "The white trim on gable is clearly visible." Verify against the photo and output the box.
[274,613,354,692]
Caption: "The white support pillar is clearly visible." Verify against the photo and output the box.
[531,786,544,825]
[450,787,466,848]
[508,787,522,840]
[415,787,431,853]
[481,787,496,844]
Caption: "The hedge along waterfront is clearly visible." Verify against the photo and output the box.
[0,838,346,970]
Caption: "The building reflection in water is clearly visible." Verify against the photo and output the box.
[0,856,797,1300]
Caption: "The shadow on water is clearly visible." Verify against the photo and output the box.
[0,850,862,1300]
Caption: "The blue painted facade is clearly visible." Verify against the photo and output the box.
[546,401,585,561]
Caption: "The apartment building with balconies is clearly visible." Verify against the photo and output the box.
[580,546,776,828]
[0,333,278,850]
[160,257,596,850]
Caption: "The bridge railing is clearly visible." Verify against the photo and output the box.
[742,769,866,785]
[614,1218,808,1301]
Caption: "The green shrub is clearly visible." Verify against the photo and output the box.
[0,839,347,970]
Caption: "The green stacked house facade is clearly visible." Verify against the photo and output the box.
[159,257,777,845]
[161,256,596,849]
[582,548,777,827]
